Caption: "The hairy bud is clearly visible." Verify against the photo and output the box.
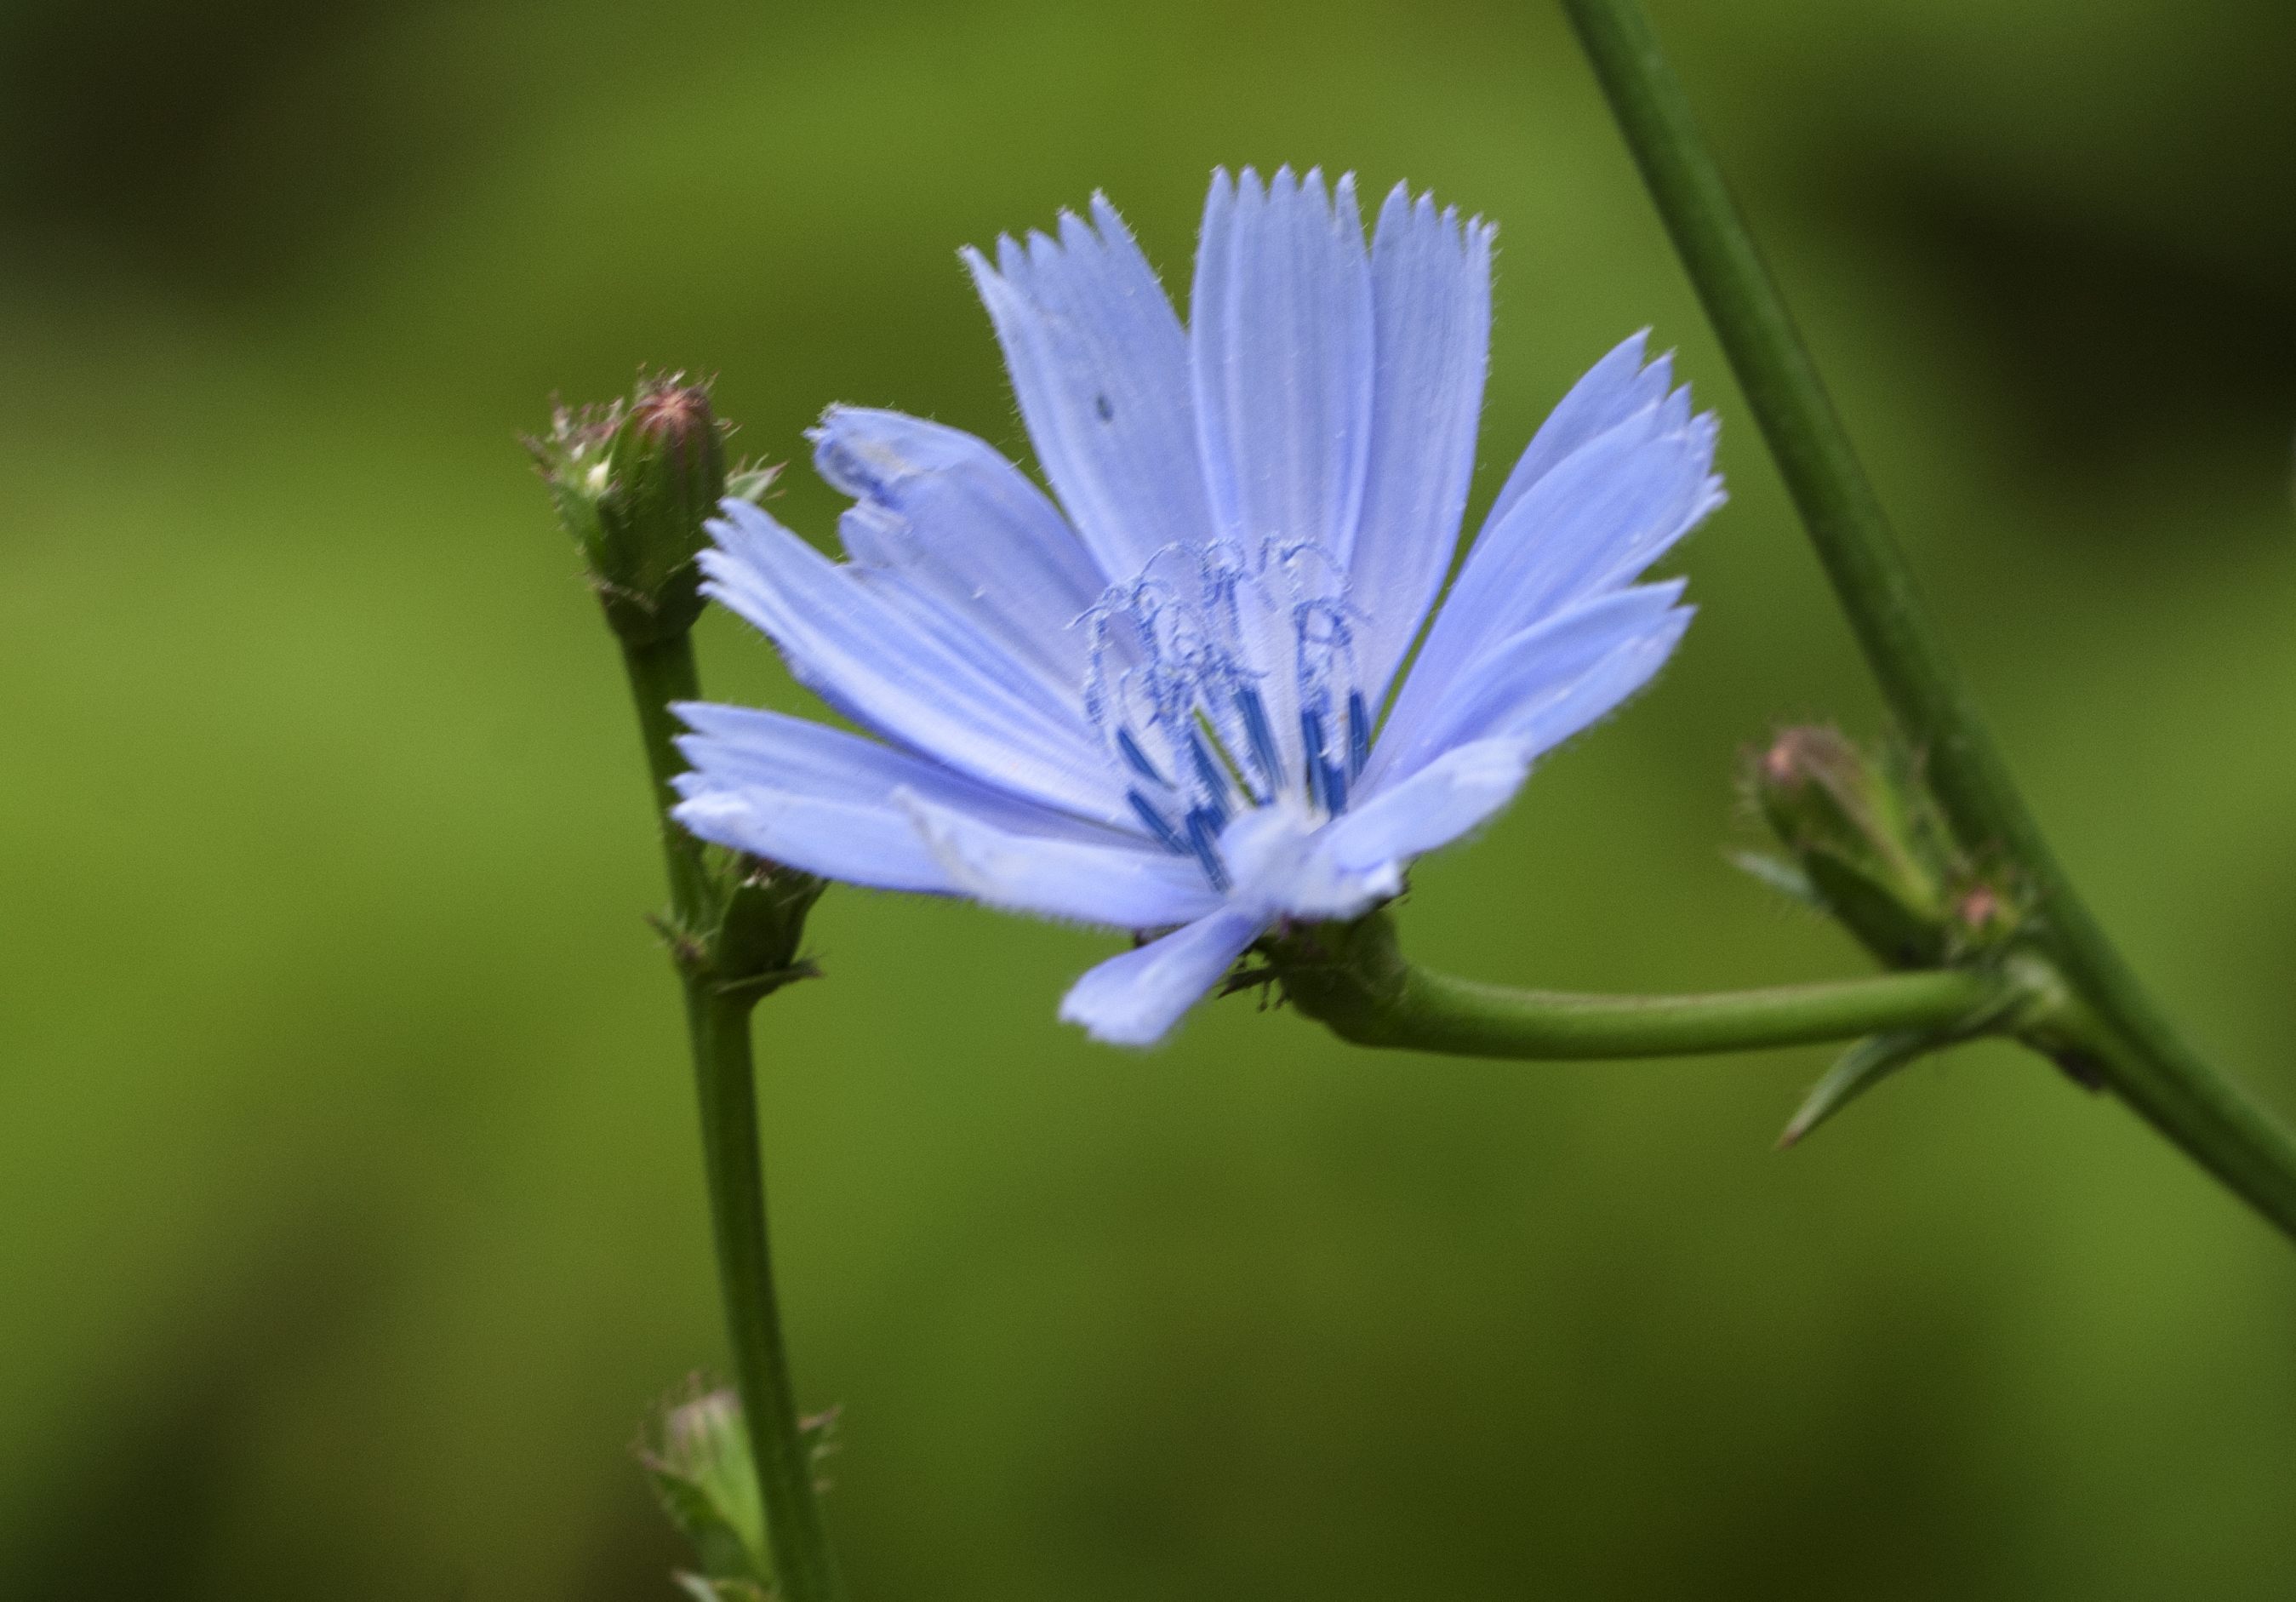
[640,1384,768,1589]
[637,1381,839,1599]
[531,375,773,646]
[1746,726,2019,968]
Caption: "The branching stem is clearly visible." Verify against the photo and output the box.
[1277,913,2030,1060]
[1556,0,2296,1236]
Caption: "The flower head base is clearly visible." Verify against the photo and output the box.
[672,168,1723,1044]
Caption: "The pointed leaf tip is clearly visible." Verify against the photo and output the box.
[1777,1029,1938,1149]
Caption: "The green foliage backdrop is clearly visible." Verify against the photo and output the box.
[2,0,2292,1596]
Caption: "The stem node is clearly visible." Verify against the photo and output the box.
[1558,0,2296,1237]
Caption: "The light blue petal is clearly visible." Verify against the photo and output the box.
[1190,166,1376,566]
[1489,603,1693,757]
[1349,184,1494,709]
[675,703,1132,845]
[700,501,1132,827]
[1320,737,1536,873]
[962,197,1220,581]
[810,407,1108,689]
[1467,403,1721,619]
[1388,398,1719,735]
[671,704,1136,893]
[1482,329,1673,534]
[673,778,955,895]
[1057,905,1268,1046]
[1362,581,1687,792]
[900,790,1224,930]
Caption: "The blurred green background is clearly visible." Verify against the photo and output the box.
[3,0,2293,1596]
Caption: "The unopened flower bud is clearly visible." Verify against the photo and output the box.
[639,1384,769,1588]
[1748,726,1956,969]
[531,376,735,645]
[637,1381,839,1598]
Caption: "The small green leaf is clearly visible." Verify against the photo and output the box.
[1778,949,2072,1147]
[1777,1029,1938,1148]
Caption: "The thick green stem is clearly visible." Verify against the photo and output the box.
[1557,0,2296,1238]
[618,634,844,1602]
[688,984,842,1602]
[620,634,714,930]
[1278,913,2012,1059]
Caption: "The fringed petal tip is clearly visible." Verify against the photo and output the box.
[962,169,1218,583]
[1374,180,1497,254]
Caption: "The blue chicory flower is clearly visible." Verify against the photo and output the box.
[671,167,1723,1045]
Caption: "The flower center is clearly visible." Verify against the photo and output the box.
[1080,540,1368,889]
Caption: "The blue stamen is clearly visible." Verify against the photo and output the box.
[1300,707,1328,810]
[1128,789,1187,855]
[1346,691,1372,779]
[1236,685,1284,792]
[1185,807,1230,891]
[1117,727,1169,788]
[1322,757,1349,815]
[1187,727,1233,807]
